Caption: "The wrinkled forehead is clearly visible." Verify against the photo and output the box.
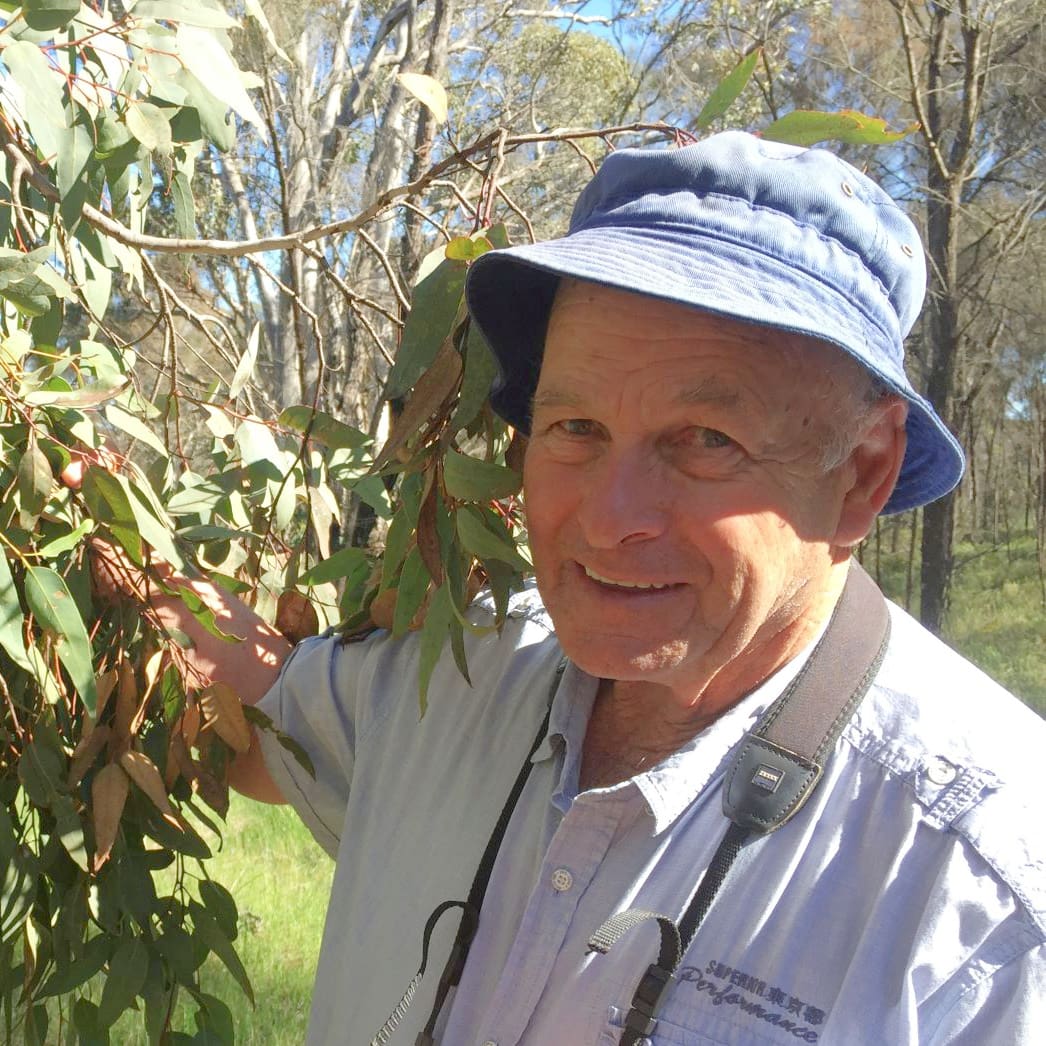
[539,278,866,393]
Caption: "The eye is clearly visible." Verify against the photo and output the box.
[556,418,598,437]
[679,426,735,450]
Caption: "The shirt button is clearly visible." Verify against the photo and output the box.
[482,1041,497,1046]
[550,867,574,892]
[926,757,958,785]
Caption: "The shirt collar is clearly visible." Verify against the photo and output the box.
[538,631,826,834]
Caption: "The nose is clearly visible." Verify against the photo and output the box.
[575,447,670,548]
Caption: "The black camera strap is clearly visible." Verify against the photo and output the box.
[588,562,891,1046]
[372,562,889,1046]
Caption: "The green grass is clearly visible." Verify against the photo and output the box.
[111,800,333,1045]
[866,532,1045,715]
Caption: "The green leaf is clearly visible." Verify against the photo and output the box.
[25,565,98,715]
[16,437,53,527]
[0,554,32,673]
[299,546,368,586]
[417,583,454,714]
[228,323,260,399]
[98,934,149,1027]
[380,510,413,588]
[133,0,237,28]
[53,796,88,871]
[39,935,109,997]
[1,845,36,944]
[126,101,174,154]
[443,450,521,502]
[761,109,916,147]
[194,991,235,1043]
[392,546,429,638]
[279,405,370,450]
[695,48,762,130]
[155,926,199,987]
[36,518,95,558]
[57,120,93,203]
[124,478,188,571]
[456,506,529,572]
[385,257,468,399]
[189,901,254,1005]
[18,740,62,806]
[445,235,493,262]
[171,169,197,238]
[175,69,235,151]
[176,24,264,131]
[23,0,82,32]
[452,323,497,430]
[105,402,168,456]
[2,41,68,160]
[199,881,238,941]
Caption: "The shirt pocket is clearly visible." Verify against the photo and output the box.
[599,1005,731,1046]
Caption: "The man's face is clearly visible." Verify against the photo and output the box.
[523,280,862,702]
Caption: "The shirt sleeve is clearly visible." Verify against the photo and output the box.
[928,940,1046,1045]
[254,632,363,857]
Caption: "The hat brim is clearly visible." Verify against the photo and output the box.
[466,228,964,515]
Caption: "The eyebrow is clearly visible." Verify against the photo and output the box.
[531,389,583,410]
[675,379,743,410]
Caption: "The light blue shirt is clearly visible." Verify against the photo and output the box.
[256,585,1045,1045]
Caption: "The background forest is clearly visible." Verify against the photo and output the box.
[0,0,1042,1043]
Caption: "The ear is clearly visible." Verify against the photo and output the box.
[832,397,908,549]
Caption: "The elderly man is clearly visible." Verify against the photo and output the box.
[178,132,1044,1044]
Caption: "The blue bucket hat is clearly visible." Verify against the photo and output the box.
[464,130,964,514]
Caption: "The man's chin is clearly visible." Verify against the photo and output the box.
[556,633,691,684]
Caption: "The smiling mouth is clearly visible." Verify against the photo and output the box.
[582,565,676,591]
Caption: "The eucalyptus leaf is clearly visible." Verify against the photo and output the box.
[24,566,98,715]
[695,47,762,130]
[392,546,429,637]
[443,450,521,502]
[300,546,368,586]
[279,405,370,450]
[418,583,454,713]
[189,901,254,1005]
[97,933,149,1027]
[385,257,467,399]
[229,323,260,399]
[24,0,82,33]
[762,109,915,147]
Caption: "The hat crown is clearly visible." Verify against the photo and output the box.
[570,132,926,339]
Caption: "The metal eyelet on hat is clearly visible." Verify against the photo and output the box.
[901,243,914,257]
[841,181,854,197]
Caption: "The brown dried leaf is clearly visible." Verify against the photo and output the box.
[372,336,462,472]
[369,588,397,630]
[68,724,111,788]
[180,702,201,749]
[416,481,444,585]
[164,731,191,790]
[276,590,319,644]
[114,659,137,742]
[198,682,252,755]
[91,763,129,871]
[120,750,175,818]
[193,764,229,819]
[94,668,119,722]
[505,430,527,475]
